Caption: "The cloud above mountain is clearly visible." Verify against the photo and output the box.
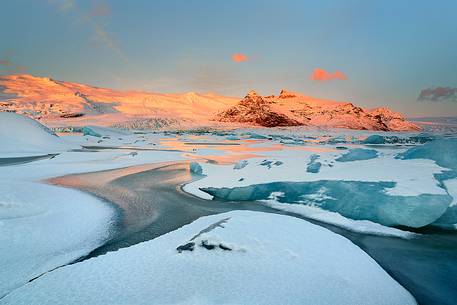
[418,87,457,102]
[232,53,249,63]
[310,68,347,81]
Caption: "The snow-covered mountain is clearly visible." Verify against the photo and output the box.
[0,74,419,131]
[217,89,420,131]
[0,74,238,128]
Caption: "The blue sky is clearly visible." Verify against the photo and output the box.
[1,0,456,116]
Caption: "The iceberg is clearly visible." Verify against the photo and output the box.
[81,126,102,137]
[189,162,203,175]
[397,138,457,171]
[306,154,322,173]
[398,139,457,228]
[233,160,248,170]
[201,180,451,228]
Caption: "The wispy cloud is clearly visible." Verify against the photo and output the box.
[48,0,127,62]
[232,53,249,63]
[418,87,457,102]
[310,68,347,81]
[0,59,27,74]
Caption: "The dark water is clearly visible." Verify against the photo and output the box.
[84,163,278,258]
[0,154,58,166]
[73,163,457,305]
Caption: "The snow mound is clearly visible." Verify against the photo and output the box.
[0,181,114,297]
[0,112,73,155]
[0,211,416,305]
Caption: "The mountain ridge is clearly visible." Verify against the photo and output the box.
[0,74,419,131]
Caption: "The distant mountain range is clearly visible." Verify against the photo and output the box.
[0,74,419,131]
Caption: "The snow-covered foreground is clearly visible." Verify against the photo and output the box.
[0,211,416,305]
[2,113,457,304]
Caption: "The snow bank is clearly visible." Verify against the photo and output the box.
[0,113,73,155]
[0,181,115,297]
[0,211,416,305]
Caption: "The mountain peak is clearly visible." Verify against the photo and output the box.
[278,89,299,99]
[245,90,259,98]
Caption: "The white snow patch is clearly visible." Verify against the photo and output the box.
[0,181,115,297]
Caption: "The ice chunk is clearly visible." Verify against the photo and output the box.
[0,211,416,305]
[336,148,378,162]
[363,134,436,145]
[189,162,203,175]
[226,135,240,140]
[246,132,269,139]
[201,180,451,227]
[306,154,322,173]
[363,135,388,144]
[397,138,457,171]
[79,126,131,138]
[259,159,283,169]
[233,160,248,170]
[397,139,457,228]
[81,126,102,137]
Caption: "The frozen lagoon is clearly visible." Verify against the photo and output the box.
[1,112,457,304]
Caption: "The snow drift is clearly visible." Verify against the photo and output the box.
[0,112,73,155]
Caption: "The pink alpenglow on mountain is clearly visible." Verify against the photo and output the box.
[217,89,420,131]
[0,74,419,131]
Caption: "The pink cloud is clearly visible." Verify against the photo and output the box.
[310,68,347,81]
[232,53,248,63]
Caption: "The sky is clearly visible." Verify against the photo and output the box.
[1,0,457,117]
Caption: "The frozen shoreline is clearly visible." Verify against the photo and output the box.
[46,161,457,305]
